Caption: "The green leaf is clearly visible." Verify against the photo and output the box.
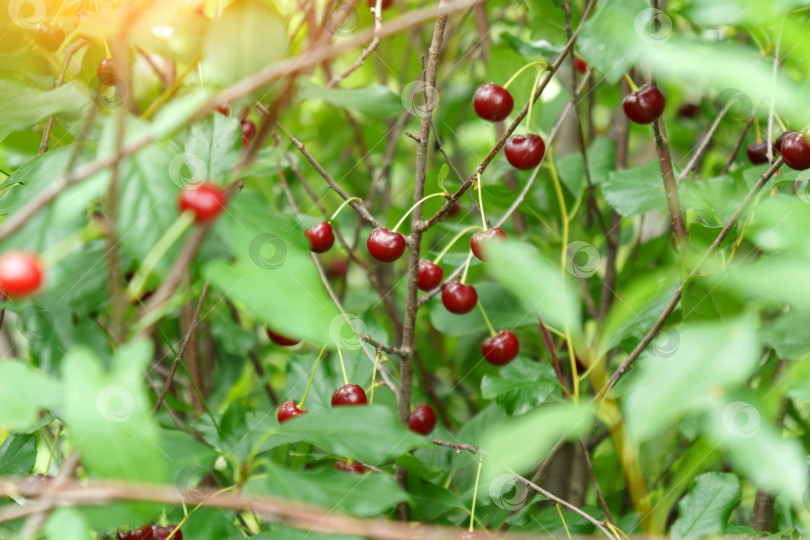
[747,195,810,259]
[556,137,617,195]
[298,85,404,118]
[670,473,741,538]
[681,277,745,322]
[481,402,592,483]
[184,114,242,183]
[623,316,760,442]
[501,34,564,57]
[577,0,648,83]
[437,163,449,193]
[60,341,167,482]
[254,527,363,540]
[44,508,92,540]
[0,433,37,475]
[0,81,90,133]
[486,241,580,333]
[760,310,810,360]
[0,362,61,430]
[481,358,560,415]
[601,162,667,217]
[429,282,537,337]
[684,0,807,25]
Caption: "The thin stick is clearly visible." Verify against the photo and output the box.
[300,345,327,407]
[468,459,483,532]
[327,0,385,87]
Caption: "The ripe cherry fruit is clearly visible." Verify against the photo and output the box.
[306,222,335,253]
[334,461,365,474]
[178,183,226,223]
[0,252,44,298]
[409,403,436,435]
[473,83,514,123]
[470,227,507,261]
[574,58,587,73]
[367,227,406,262]
[331,384,368,406]
[441,282,477,314]
[504,134,546,170]
[774,131,796,154]
[266,328,301,347]
[417,260,443,291]
[97,59,117,86]
[622,84,666,124]
[153,526,182,540]
[241,119,256,148]
[746,141,769,165]
[481,330,520,366]
[780,132,810,170]
[278,400,307,423]
[34,24,65,52]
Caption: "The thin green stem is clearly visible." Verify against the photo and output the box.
[459,251,474,284]
[45,424,62,474]
[503,61,548,90]
[556,504,573,540]
[477,302,497,337]
[329,197,362,222]
[476,173,487,230]
[299,345,327,408]
[127,212,195,300]
[468,458,483,532]
[392,192,447,232]
[370,350,381,405]
[433,225,482,264]
[526,67,545,135]
[623,73,639,93]
[337,347,349,385]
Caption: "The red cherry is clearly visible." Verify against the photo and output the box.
[306,222,335,253]
[266,328,301,347]
[470,227,507,261]
[780,132,810,170]
[746,141,770,165]
[117,526,153,540]
[473,83,514,123]
[367,227,406,262]
[446,202,461,217]
[417,260,443,291]
[153,526,182,540]
[177,183,226,223]
[214,103,230,116]
[775,131,796,154]
[677,103,700,119]
[481,330,520,366]
[278,400,307,424]
[326,258,349,278]
[409,403,436,435]
[367,0,393,9]
[441,282,478,314]
[241,120,256,141]
[622,84,666,124]
[574,58,587,73]
[331,383,367,406]
[504,134,546,170]
[0,252,44,298]
[34,24,65,52]
[334,461,365,474]
[97,58,117,86]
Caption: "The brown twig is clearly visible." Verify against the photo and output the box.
[39,40,87,155]
[721,116,754,175]
[327,0,385,87]
[675,101,732,182]
[429,439,478,454]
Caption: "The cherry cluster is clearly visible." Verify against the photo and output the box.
[116,524,181,540]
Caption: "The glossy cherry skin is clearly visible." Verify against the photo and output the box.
[774,131,796,154]
[153,526,182,540]
[331,383,368,406]
[481,330,520,366]
[367,0,393,9]
[34,24,65,52]
[622,84,666,124]
[746,141,769,165]
[117,526,153,540]
[334,461,365,474]
[409,403,436,435]
[417,260,443,291]
[278,400,307,423]
[574,58,587,73]
[306,222,335,253]
[780,132,810,170]
[178,183,226,223]
[470,227,507,261]
[97,58,117,86]
[266,328,301,347]
[504,134,546,170]
[0,252,44,298]
[367,227,406,262]
[473,83,514,123]
[441,282,478,314]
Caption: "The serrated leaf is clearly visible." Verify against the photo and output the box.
[670,473,740,538]
[0,81,90,133]
[601,161,667,217]
[0,433,37,475]
[481,359,560,415]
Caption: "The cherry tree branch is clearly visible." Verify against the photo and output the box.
[327,0,385,87]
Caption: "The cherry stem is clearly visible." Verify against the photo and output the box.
[477,302,497,337]
[51,0,70,23]
[526,67,545,135]
[329,196,363,222]
[556,504,573,540]
[754,116,762,143]
[369,349,381,405]
[459,251,474,284]
[774,112,787,132]
[433,225,482,265]
[476,173,487,230]
[623,73,639,93]
[127,211,195,300]
[337,346,349,386]
[468,458,483,532]
[299,345,327,408]
[392,192,447,232]
[44,424,62,474]
[503,61,548,90]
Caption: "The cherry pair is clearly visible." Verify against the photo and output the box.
[748,130,810,170]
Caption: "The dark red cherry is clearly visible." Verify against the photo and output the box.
[409,403,436,435]
[326,258,348,278]
[34,24,65,52]
[574,58,587,73]
[0,251,44,298]
[367,0,393,9]
[334,461,365,474]
[417,260,443,291]
[446,202,461,217]
[470,227,507,261]
[241,119,256,140]
[481,330,520,366]
[622,84,666,124]
[266,328,301,347]
[774,131,796,154]
[746,141,769,165]
[306,222,335,253]
[331,384,367,406]
[441,282,478,314]
[677,103,700,119]
[473,83,514,122]
[367,227,406,262]
[97,58,117,86]
[278,400,307,423]
[153,526,182,540]
[177,183,226,222]
[780,132,810,170]
[504,134,546,170]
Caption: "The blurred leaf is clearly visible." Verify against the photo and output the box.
[254,528,363,540]
[760,310,810,360]
[556,137,616,194]
[0,81,90,133]
[577,0,647,83]
[681,277,745,322]
[0,362,61,430]
[684,0,808,26]
[44,508,91,540]
[501,34,564,57]
[299,85,404,117]
[601,162,667,217]
[0,433,37,475]
[185,113,242,183]
[747,195,810,259]
[670,473,740,538]
[481,358,560,415]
